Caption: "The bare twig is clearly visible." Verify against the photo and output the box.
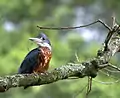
[104,68,120,73]
[112,16,116,28]
[97,19,111,31]
[75,51,80,62]
[93,79,120,85]
[99,70,110,77]
[37,19,111,30]
[97,70,119,81]
[98,64,109,69]
[86,77,92,98]
[108,64,120,71]
[73,84,88,98]
[99,63,120,72]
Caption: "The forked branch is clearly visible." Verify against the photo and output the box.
[0,17,120,95]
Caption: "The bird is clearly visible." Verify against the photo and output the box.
[18,33,52,74]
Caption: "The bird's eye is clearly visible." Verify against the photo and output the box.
[42,37,45,40]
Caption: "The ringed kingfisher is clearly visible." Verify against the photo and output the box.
[18,33,52,74]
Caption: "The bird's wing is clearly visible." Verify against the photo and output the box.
[18,48,41,74]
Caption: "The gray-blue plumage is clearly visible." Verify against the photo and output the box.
[18,48,40,74]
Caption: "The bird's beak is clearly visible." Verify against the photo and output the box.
[29,38,43,45]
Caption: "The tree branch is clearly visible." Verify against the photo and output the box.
[0,62,98,92]
[0,17,120,93]
[37,19,111,30]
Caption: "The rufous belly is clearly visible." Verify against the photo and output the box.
[33,47,52,73]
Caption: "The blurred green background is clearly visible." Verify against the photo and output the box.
[0,0,120,98]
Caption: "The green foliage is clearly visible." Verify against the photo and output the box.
[0,0,120,98]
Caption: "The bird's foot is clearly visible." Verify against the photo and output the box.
[33,71,39,77]
[40,71,48,75]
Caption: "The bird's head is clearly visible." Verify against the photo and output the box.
[29,33,51,50]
